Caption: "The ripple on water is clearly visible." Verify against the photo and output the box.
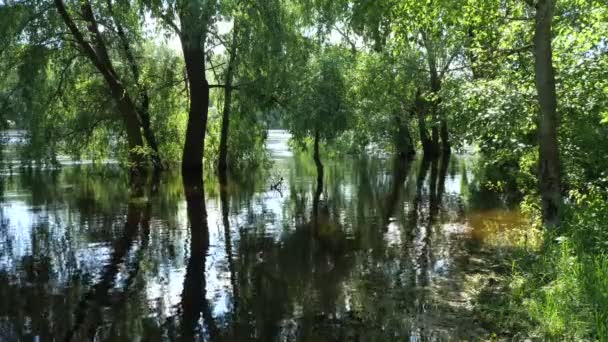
[0,131,531,340]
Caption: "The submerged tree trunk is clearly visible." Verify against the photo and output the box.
[54,0,146,170]
[66,180,147,341]
[383,156,411,227]
[107,0,161,169]
[533,0,562,227]
[440,120,450,154]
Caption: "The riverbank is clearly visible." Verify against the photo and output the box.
[476,190,608,340]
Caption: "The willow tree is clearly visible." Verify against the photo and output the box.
[105,0,162,168]
[1,0,183,167]
[54,0,148,170]
[349,49,421,158]
[392,0,470,156]
[287,48,350,184]
[146,0,218,174]
[214,0,287,177]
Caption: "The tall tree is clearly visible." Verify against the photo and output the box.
[532,0,562,226]
[147,0,218,174]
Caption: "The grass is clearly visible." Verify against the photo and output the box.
[477,190,608,340]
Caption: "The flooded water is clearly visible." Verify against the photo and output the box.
[0,130,526,341]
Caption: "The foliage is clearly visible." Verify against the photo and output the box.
[344,48,422,155]
[286,47,351,148]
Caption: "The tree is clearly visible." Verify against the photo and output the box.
[146,0,218,174]
[287,48,351,183]
[215,0,287,178]
[105,0,162,168]
[54,0,148,171]
[349,49,420,158]
[217,22,239,178]
[531,0,562,227]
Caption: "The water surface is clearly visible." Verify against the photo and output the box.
[0,130,525,341]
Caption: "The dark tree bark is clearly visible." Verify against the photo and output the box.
[431,119,440,154]
[313,130,324,185]
[430,153,450,219]
[179,11,210,175]
[106,0,162,169]
[54,0,146,170]
[533,0,562,227]
[312,174,323,229]
[218,24,240,177]
[408,157,431,239]
[312,130,324,228]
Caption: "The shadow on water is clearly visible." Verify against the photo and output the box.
[0,133,532,341]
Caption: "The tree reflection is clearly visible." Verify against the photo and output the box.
[67,178,153,341]
[179,173,219,341]
[219,177,239,340]
[0,151,503,340]
[383,156,412,227]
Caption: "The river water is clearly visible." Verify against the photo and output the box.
[0,130,527,341]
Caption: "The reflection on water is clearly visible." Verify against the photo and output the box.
[0,130,526,341]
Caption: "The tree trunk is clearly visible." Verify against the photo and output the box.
[431,125,440,153]
[107,0,161,169]
[218,27,239,176]
[180,33,209,174]
[313,130,324,185]
[394,111,415,159]
[218,83,232,176]
[138,93,162,168]
[414,90,438,157]
[383,156,411,227]
[534,0,562,227]
[54,0,146,171]
[428,54,450,154]
[440,119,450,153]
[423,32,449,155]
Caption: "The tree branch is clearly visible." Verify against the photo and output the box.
[159,12,181,36]
[440,49,460,78]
